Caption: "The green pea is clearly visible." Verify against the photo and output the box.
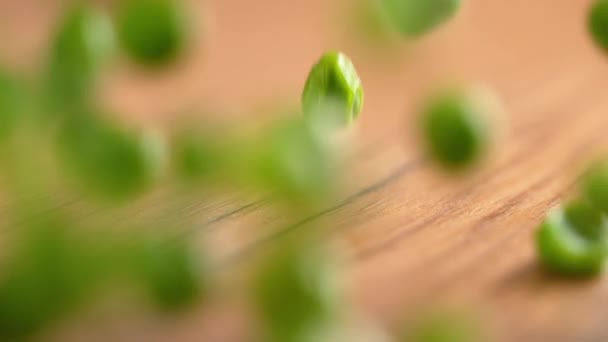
[536,205,608,276]
[0,215,94,339]
[47,5,115,112]
[172,129,220,183]
[302,51,364,127]
[380,0,461,38]
[406,310,481,342]
[250,120,335,207]
[589,0,608,52]
[563,198,605,240]
[420,89,490,171]
[255,244,341,342]
[0,71,27,140]
[58,115,167,201]
[582,161,608,214]
[134,237,206,311]
[117,0,188,66]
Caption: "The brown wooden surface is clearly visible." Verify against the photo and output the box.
[3,0,608,341]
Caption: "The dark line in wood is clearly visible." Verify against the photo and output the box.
[351,81,607,262]
[221,157,426,265]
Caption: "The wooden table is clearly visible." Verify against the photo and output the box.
[3,0,608,341]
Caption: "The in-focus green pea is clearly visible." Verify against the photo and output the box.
[420,89,491,171]
[302,51,364,127]
[582,161,608,214]
[47,5,115,112]
[117,0,188,66]
[589,0,608,52]
[250,120,335,207]
[255,244,340,342]
[134,237,206,311]
[58,115,167,201]
[380,0,461,38]
[536,204,608,276]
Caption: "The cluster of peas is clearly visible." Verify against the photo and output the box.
[535,0,608,276]
[0,0,488,341]
[0,1,205,339]
[7,0,608,340]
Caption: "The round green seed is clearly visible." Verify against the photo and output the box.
[582,161,608,214]
[536,205,608,276]
[406,310,482,342]
[255,244,340,342]
[172,128,220,183]
[0,216,93,339]
[589,0,608,52]
[134,237,206,311]
[563,198,605,240]
[250,120,335,207]
[58,115,167,201]
[302,51,364,127]
[47,5,115,111]
[0,71,27,140]
[117,0,189,66]
[420,88,492,171]
[380,0,461,38]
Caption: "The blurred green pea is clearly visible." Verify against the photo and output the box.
[582,161,608,214]
[302,51,364,127]
[536,204,608,276]
[57,115,167,201]
[117,0,189,67]
[405,309,482,342]
[420,88,492,171]
[255,243,341,342]
[172,128,221,184]
[563,198,605,240]
[47,5,115,112]
[0,71,27,140]
[0,215,99,339]
[249,120,335,208]
[379,0,461,38]
[589,0,608,52]
[133,237,206,311]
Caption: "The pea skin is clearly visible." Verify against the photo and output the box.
[536,201,608,276]
[379,0,461,38]
[590,0,608,52]
[117,0,189,67]
[420,88,495,171]
[302,51,364,128]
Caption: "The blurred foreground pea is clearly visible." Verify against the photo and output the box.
[589,0,608,52]
[0,71,27,140]
[582,160,608,213]
[134,237,206,311]
[405,310,482,342]
[255,243,341,342]
[249,120,335,208]
[172,128,222,183]
[117,0,189,66]
[302,51,364,127]
[58,115,167,201]
[420,88,496,171]
[47,5,115,111]
[536,201,608,276]
[0,215,100,339]
[379,0,461,38]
